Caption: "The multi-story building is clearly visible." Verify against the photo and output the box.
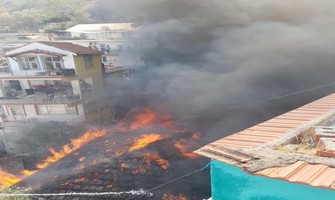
[0,42,111,151]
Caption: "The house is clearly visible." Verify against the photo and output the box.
[0,42,112,152]
[195,93,335,200]
[65,23,156,74]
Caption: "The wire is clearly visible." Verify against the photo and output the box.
[125,162,211,200]
[0,189,152,198]
[0,162,211,198]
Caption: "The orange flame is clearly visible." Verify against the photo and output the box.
[174,142,199,159]
[0,169,21,187]
[23,130,106,176]
[128,134,164,152]
[130,107,157,130]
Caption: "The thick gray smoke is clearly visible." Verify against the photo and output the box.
[96,0,335,139]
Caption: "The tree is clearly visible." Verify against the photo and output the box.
[0,187,31,200]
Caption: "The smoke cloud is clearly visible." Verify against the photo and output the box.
[97,0,335,141]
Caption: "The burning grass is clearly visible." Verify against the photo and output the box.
[128,134,164,152]
[0,169,20,187]
[0,106,202,199]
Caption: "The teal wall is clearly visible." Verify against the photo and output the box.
[211,160,335,200]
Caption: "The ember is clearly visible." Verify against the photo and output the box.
[162,194,190,200]
[132,168,147,174]
[142,152,169,170]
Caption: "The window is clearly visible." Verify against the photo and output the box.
[83,55,93,68]
[102,56,108,62]
[43,56,63,70]
[102,55,117,63]
[8,105,24,116]
[38,105,76,115]
[80,77,93,93]
[18,56,39,70]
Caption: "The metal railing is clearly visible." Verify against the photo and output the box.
[0,69,76,78]
[0,94,81,105]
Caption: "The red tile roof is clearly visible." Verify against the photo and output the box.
[195,93,335,190]
[40,42,101,55]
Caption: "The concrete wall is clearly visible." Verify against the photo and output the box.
[211,160,335,200]
[73,54,103,92]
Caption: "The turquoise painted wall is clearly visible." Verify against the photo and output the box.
[211,160,335,200]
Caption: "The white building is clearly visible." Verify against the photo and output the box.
[65,23,156,74]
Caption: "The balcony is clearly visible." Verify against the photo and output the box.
[0,92,81,105]
[0,69,77,79]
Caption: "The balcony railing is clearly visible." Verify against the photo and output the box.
[0,93,81,105]
[0,69,76,78]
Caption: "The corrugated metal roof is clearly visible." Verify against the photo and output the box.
[195,93,335,190]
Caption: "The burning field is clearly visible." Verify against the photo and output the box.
[0,107,209,199]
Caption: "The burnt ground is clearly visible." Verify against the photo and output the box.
[16,129,211,200]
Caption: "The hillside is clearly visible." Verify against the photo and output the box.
[0,0,95,32]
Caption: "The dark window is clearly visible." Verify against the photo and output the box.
[83,55,93,69]
[43,56,63,70]
[18,56,39,70]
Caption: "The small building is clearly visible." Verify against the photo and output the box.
[196,93,335,200]
[0,42,113,152]
[65,23,156,74]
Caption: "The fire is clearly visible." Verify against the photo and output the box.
[142,153,169,170]
[0,169,21,187]
[132,168,146,174]
[128,134,164,152]
[73,177,88,184]
[23,130,106,176]
[162,194,190,200]
[130,107,157,130]
[174,142,199,159]
[21,169,36,176]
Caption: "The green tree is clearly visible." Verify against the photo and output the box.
[0,187,31,200]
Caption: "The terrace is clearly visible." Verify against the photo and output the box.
[0,92,81,105]
[0,82,81,105]
[0,68,77,79]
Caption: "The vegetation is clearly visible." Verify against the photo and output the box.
[0,0,94,32]
[14,121,86,155]
[0,187,31,200]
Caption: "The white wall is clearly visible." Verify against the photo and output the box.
[24,105,38,118]
[6,43,77,72]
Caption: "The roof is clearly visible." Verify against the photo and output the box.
[40,42,101,55]
[195,93,335,190]
[6,49,66,57]
[65,23,136,33]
